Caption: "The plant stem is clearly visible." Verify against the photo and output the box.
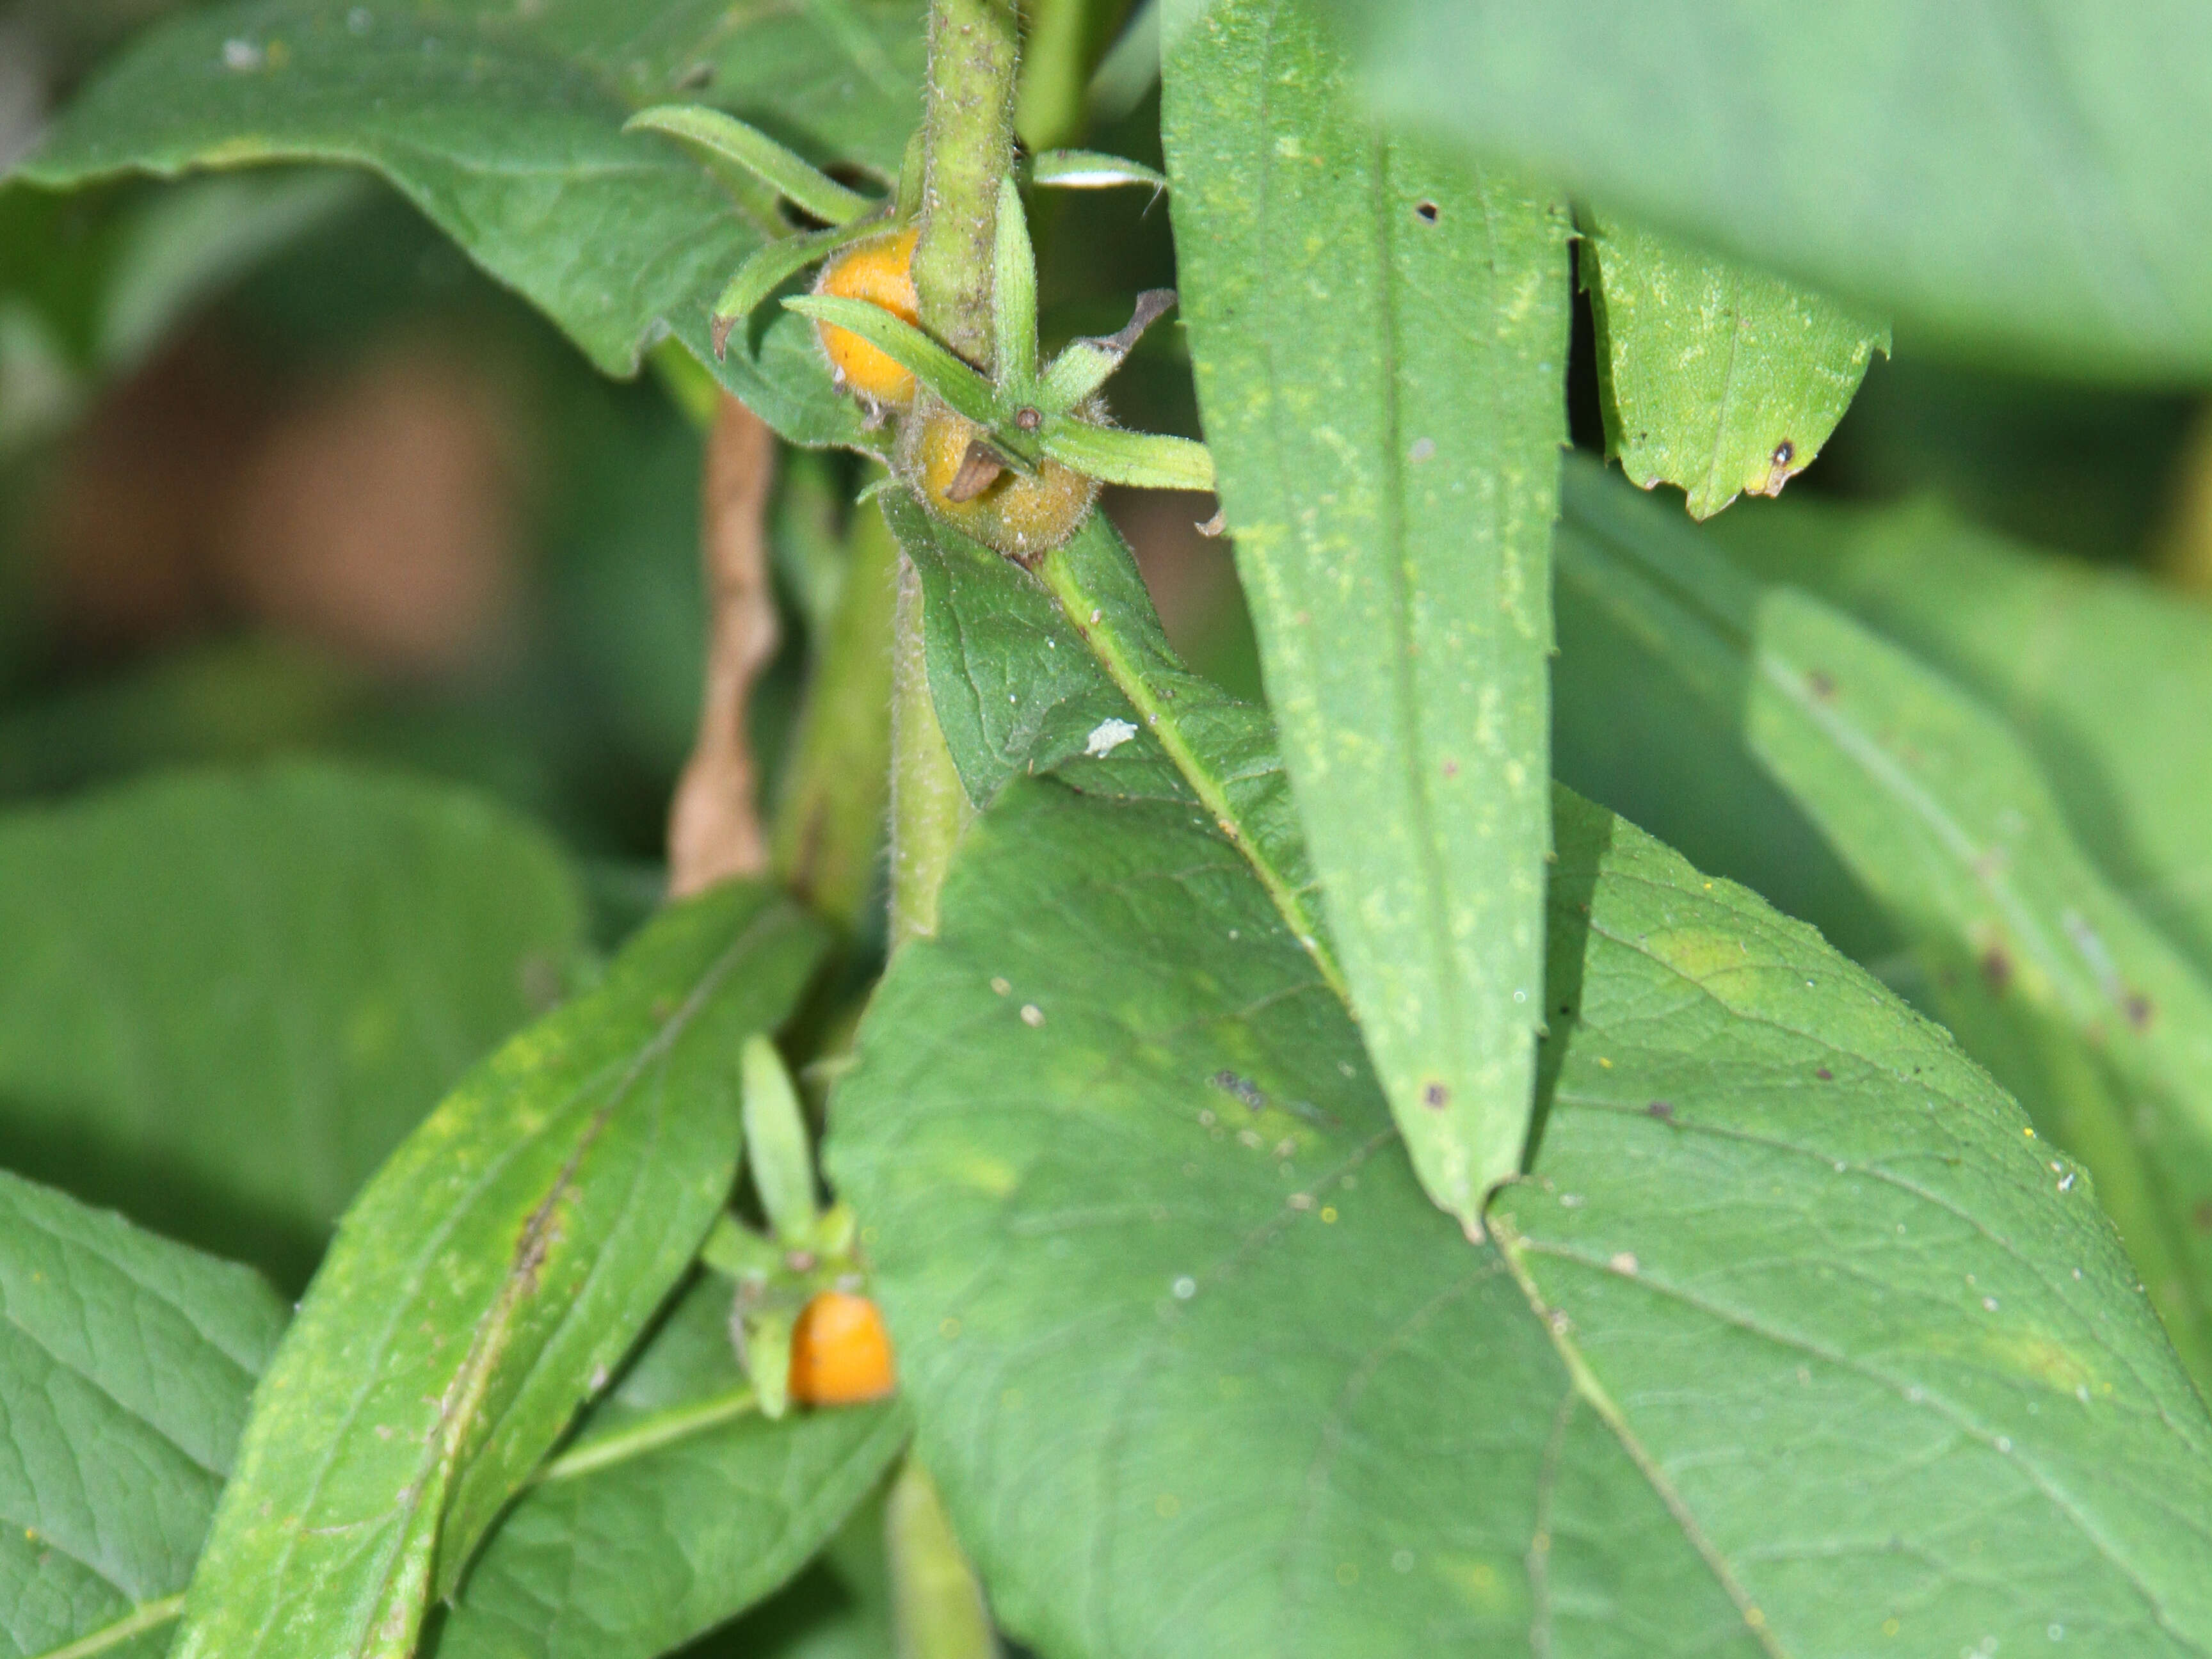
[773,493,902,931]
[914,0,1019,367]
[668,396,779,897]
[889,550,976,948]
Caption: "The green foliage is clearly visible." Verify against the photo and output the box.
[14,0,928,447]
[829,775,2212,1656]
[1,1169,285,1659]
[174,881,826,1659]
[0,764,588,1285]
[1164,0,1570,1224]
[1580,211,1891,518]
[433,1277,909,1659]
[1318,0,2212,380]
[1556,462,2212,1386]
[9,0,2212,1653]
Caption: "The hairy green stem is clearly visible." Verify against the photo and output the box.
[889,551,976,949]
[914,0,1019,366]
[773,496,902,931]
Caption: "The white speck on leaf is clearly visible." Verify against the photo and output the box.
[1086,717,1138,757]
[1020,1003,1045,1028]
[1171,1276,1196,1299]
[222,37,263,69]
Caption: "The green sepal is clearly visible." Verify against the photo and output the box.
[993,174,1040,393]
[710,218,885,357]
[1039,419,1215,491]
[700,1212,785,1281]
[1036,287,1179,412]
[626,105,876,228]
[1027,149,1168,194]
[783,294,1006,430]
[738,1308,793,1421]
[742,1035,821,1246]
[896,128,928,221]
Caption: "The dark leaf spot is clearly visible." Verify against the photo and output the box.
[1816,1066,1833,1081]
[1415,200,1440,223]
[1423,1081,1450,1109]
[1807,670,1836,700]
[2195,1201,2212,1233]
[1981,947,2012,991]
[1646,1100,1675,1121]
[2126,993,2154,1030]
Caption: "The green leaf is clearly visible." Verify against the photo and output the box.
[2,1169,285,1659]
[882,491,1332,981]
[992,175,1039,393]
[1163,0,1573,1223]
[827,775,2212,1656]
[1036,419,1213,492]
[1317,0,2212,380]
[0,762,587,1287]
[783,296,1006,433]
[1709,496,2212,984]
[1554,459,2212,1385]
[173,882,829,1659]
[16,0,926,449]
[432,1276,909,1659]
[625,105,877,230]
[1580,209,1890,518]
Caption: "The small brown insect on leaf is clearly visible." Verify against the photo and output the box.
[1422,1081,1450,1109]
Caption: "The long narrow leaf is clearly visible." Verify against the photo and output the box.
[626,105,877,228]
[173,884,828,1659]
[1164,0,1571,1227]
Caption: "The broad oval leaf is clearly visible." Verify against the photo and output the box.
[1164,0,1571,1221]
[1555,461,2212,1388]
[174,881,828,1659]
[1581,209,1889,518]
[828,775,2212,1657]
[0,762,586,1287]
[432,1276,909,1659]
[15,0,927,448]
[2,1170,285,1659]
[1318,0,2212,380]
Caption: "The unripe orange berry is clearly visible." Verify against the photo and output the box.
[813,225,920,408]
[787,1289,897,1406]
[899,394,1102,564]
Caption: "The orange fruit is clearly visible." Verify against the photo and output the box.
[812,225,921,408]
[788,1289,897,1406]
[899,394,1100,564]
